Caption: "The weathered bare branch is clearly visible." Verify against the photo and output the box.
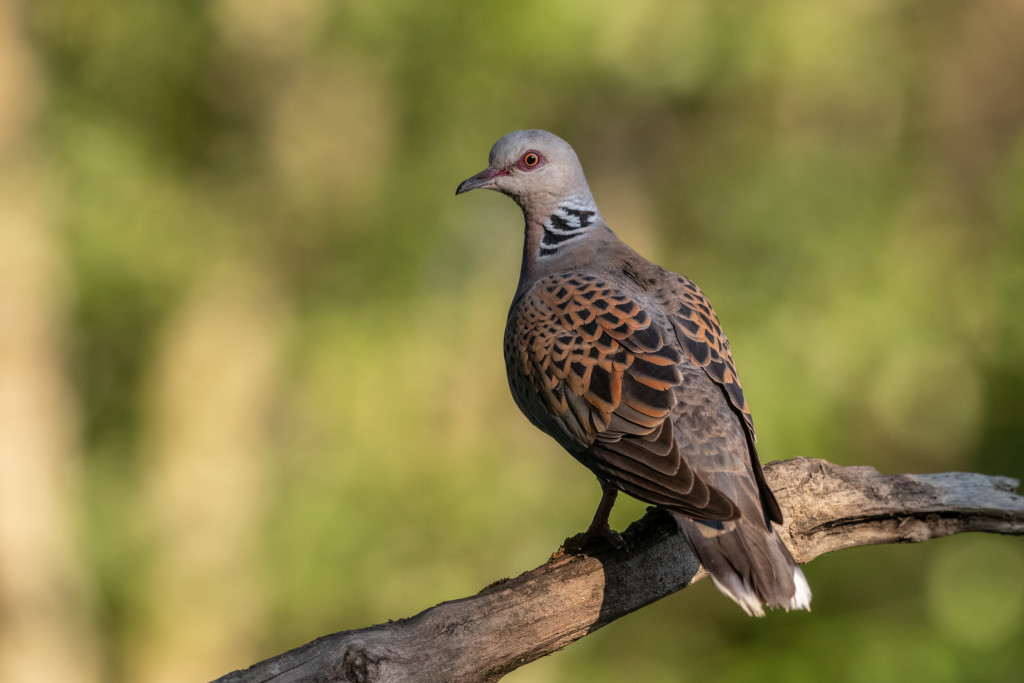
[213,457,1024,683]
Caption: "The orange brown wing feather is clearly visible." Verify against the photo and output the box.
[505,273,740,521]
[657,273,783,523]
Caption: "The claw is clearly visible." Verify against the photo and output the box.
[563,525,625,553]
[562,481,625,553]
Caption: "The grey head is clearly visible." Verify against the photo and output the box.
[456,130,599,219]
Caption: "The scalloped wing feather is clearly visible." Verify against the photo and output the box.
[654,273,783,523]
[505,272,742,522]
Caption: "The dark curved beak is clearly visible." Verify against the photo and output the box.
[455,167,508,195]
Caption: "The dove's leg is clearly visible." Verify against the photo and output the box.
[585,480,619,536]
[563,480,624,553]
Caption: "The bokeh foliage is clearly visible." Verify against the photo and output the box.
[4,0,1023,680]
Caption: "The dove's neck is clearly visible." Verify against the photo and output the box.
[514,194,608,299]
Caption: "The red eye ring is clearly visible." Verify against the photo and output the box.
[517,150,544,171]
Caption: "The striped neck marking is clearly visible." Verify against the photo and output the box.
[538,204,596,257]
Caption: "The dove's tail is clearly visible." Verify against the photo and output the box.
[675,513,811,617]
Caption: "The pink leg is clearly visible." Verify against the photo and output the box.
[562,480,625,553]
[585,480,619,537]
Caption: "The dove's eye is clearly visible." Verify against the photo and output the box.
[518,151,544,171]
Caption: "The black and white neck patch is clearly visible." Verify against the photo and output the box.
[538,204,596,257]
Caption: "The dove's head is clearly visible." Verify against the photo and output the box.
[456,130,596,213]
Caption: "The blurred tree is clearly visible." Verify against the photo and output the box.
[0,1,100,681]
[6,0,1023,680]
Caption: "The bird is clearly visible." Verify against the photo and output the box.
[455,129,810,616]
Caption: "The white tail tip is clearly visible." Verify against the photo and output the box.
[788,566,812,612]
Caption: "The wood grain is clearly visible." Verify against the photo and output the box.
[213,458,1024,683]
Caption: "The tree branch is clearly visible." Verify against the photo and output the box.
[213,458,1024,683]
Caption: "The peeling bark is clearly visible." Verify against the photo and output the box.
[213,458,1024,683]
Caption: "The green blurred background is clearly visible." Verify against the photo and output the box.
[2,0,1023,681]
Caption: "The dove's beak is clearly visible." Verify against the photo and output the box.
[456,167,509,195]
